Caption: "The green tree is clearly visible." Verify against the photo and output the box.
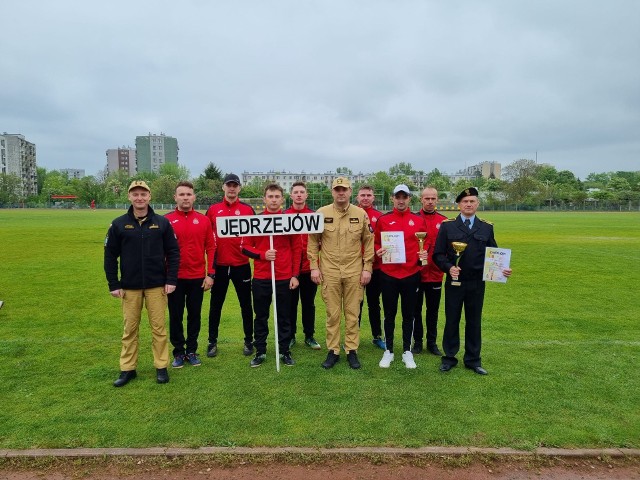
[159,163,190,181]
[202,162,223,181]
[0,173,22,205]
[388,162,415,177]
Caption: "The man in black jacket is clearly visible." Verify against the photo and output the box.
[433,187,511,375]
[104,180,180,387]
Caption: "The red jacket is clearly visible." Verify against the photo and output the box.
[417,209,448,282]
[241,209,302,281]
[165,208,216,279]
[284,204,314,273]
[206,198,255,267]
[374,208,427,279]
[360,205,383,270]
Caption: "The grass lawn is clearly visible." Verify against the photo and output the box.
[0,209,638,450]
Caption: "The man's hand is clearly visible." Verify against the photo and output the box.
[202,276,214,291]
[165,284,176,295]
[290,277,300,290]
[110,289,124,298]
[265,249,277,261]
[310,268,323,285]
[360,270,372,286]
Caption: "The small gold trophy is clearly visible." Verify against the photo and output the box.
[450,241,467,286]
[415,232,428,266]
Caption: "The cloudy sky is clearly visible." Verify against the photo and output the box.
[1,0,638,180]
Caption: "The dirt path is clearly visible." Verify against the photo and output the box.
[2,456,639,480]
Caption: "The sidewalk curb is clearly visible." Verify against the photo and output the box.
[1,447,639,458]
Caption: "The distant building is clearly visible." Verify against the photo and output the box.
[106,147,136,176]
[59,169,85,179]
[0,133,38,197]
[135,133,178,174]
[447,161,501,183]
[242,171,369,192]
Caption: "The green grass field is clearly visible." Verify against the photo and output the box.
[0,209,638,450]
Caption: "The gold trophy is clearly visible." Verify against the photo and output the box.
[450,242,467,286]
[415,232,428,266]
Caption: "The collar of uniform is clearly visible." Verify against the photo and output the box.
[333,203,351,215]
[421,209,437,215]
[223,197,239,208]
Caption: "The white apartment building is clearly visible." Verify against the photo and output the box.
[0,133,38,197]
[241,171,369,192]
[106,147,137,176]
[59,169,85,179]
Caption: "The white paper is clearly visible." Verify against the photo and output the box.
[381,231,406,264]
[483,247,511,283]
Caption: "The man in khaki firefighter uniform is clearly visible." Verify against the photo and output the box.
[308,177,374,370]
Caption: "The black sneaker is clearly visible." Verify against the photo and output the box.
[347,350,361,369]
[156,368,169,384]
[113,370,137,387]
[427,345,443,356]
[321,351,340,369]
[243,342,254,356]
[207,343,218,358]
[411,343,423,355]
[250,353,266,368]
[280,353,295,366]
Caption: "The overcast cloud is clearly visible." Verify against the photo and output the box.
[1,0,638,180]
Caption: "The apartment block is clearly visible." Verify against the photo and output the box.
[0,133,38,197]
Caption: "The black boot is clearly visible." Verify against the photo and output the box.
[321,351,340,369]
[156,368,169,384]
[113,370,137,387]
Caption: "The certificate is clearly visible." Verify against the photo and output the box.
[381,231,406,264]
[483,247,511,283]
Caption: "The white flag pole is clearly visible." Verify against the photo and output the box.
[270,235,280,372]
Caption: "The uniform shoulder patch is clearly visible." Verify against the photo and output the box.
[477,217,493,225]
[442,218,456,223]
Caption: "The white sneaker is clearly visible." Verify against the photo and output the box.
[402,351,417,369]
[379,350,394,368]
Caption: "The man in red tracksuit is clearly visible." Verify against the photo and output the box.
[285,181,320,350]
[412,186,448,356]
[374,184,428,370]
[356,184,386,350]
[241,183,302,367]
[165,181,216,368]
[206,173,256,358]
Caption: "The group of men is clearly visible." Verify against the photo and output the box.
[104,174,511,387]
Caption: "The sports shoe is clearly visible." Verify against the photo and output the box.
[289,337,296,348]
[402,351,417,369]
[250,353,266,368]
[347,350,361,369]
[411,343,423,355]
[427,345,443,356]
[280,353,296,366]
[304,337,321,350]
[379,350,394,368]
[156,368,170,384]
[243,342,254,356]
[372,337,386,350]
[171,355,185,368]
[207,343,218,358]
[186,353,202,366]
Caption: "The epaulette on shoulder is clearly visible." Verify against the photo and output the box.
[477,217,493,225]
[442,218,456,222]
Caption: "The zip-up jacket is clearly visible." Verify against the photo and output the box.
[360,204,383,270]
[165,208,216,279]
[104,205,180,291]
[206,198,255,267]
[284,204,314,274]
[374,208,428,279]
[241,209,302,281]
[417,209,448,282]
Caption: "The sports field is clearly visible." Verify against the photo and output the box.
[0,209,638,449]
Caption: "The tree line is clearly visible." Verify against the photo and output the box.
[1,159,638,211]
